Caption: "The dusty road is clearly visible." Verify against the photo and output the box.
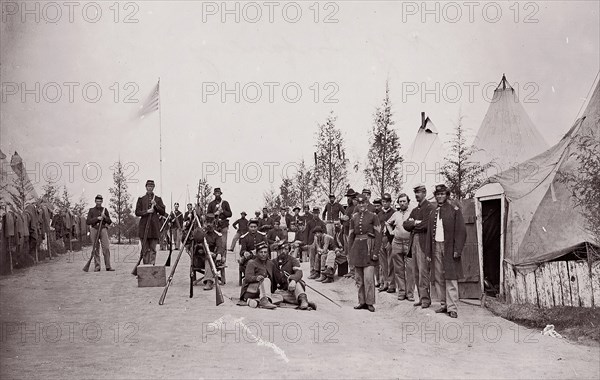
[1,244,598,379]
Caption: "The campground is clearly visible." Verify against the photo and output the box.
[1,243,598,379]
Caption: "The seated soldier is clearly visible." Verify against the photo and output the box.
[271,241,316,310]
[313,226,338,283]
[267,220,287,247]
[238,218,267,267]
[192,214,225,291]
[291,219,308,262]
[239,241,277,309]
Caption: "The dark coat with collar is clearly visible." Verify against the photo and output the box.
[425,202,467,280]
[135,193,167,239]
[403,199,436,257]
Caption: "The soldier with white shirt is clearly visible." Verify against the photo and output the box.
[386,193,414,301]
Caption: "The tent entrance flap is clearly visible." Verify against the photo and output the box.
[481,199,501,295]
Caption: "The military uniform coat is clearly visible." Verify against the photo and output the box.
[348,210,382,267]
[239,230,267,260]
[425,202,467,280]
[135,193,167,239]
[207,198,232,228]
[403,199,436,257]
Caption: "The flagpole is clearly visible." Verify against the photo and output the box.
[158,77,163,195]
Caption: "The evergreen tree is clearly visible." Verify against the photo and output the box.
[109,161,133,244]
[314,111,348,201]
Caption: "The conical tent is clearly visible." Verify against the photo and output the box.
[401,113,446,196]
[472,75,549,173]
[477,79,599,266]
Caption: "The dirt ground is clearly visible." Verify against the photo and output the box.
[1,244,599,379]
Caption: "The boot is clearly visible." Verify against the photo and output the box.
[307,301,317,310]
[315,274,327,282]
[308,272,319,280]
[322,277,333,283]
[298,294,309,310]
[259,297,277,310]
[203,280,214,291]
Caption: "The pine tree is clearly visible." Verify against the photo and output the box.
[364,81,403,198]
[441,112,491,199]
[314,111,348,201]
[109,161,133,244]
[196,178,213,215]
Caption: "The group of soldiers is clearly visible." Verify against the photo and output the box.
[87,179,467,317]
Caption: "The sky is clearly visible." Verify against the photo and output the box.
[1,0,599,213]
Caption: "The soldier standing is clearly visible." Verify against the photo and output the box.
[403,184,436,308]
[207,188,232,257]
[348,194,382,312]
[86,195,114,271]
[169,202,184,250]
[426,184,466,318]
[135,180,167,265]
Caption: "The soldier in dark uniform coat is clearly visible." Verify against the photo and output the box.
[206,188,232,257]
[238,219,267,266]
[168,202,184,250]
[426,184,466,318]
[239,241,277,309]
[403,184,436,308]
[135,180,167,265]
[86,194,113,271]
[348,194,382,312]
[341,188,358,278]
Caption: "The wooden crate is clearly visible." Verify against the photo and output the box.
[137,265,167,287]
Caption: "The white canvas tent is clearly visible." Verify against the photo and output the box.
[474,78,600,305]
[472,75,549,173]
[400,112,446,196]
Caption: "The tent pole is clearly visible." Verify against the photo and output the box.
[499,195,506,298]
[475,198,484,297]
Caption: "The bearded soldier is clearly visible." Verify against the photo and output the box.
[135,180,167,265]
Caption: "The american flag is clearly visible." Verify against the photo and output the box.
[138,81,160,119]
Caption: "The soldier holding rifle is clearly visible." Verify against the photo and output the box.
[135,180,167,265]
[86,194,114,271]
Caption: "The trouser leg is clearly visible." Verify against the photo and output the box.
[143,239,158,265]
[434,241,446,307]
[230,232,240,250]
[380,243,391,287]
[413,240,430,304]
[90,228,101,270]
[363,266,376,305]
[391,241,403,295]
[259,278,272,299]
[446,280,459,313]
[203,257,215,283]
[386,243,394,288]
[355,266,365,304]
[309,244,319,275]
[100,229,111,269]
[325,222,334,236]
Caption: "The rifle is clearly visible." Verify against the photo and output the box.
[165,192,173,266]
[284,270,341,308]
[159,210,198,305]
[194,212,224,306]
[83,207,106,272]
[132,194,155,276]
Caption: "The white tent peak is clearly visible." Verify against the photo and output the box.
[471,74,549,172]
